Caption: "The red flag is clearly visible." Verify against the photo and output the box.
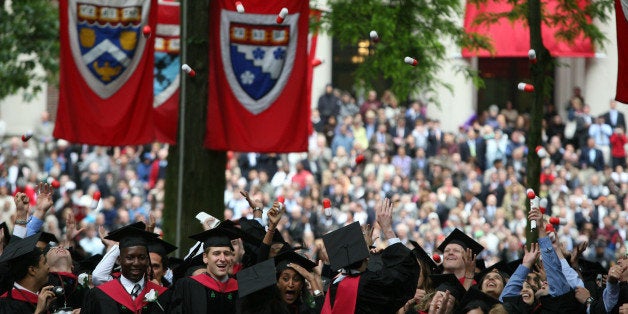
[616,0,628,103]
[462,0,593,57]
[55,0,157,145]
[206,0,310,152]
[153,0,180,144]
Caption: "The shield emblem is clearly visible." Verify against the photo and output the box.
[220,11,299,115]
[68,0,152,99]
[153,0,180,108]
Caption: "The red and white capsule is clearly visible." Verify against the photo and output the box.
[181,64,196,77]
[528,49,537,64]
[276,8,288,24]
[404,57,417,66]
[370,30,379,43]
[518,83,534,93]
[235,1,245,13]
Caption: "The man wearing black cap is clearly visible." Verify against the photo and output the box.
[82,226,168,313]
[437,228,484,287]
[321,198,419,313]
[169,223,240,313]
[0,232,58,314]
[147,238,177,287]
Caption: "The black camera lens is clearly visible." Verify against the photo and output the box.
[53,286,65,297]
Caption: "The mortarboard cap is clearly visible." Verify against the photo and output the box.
[429,273,466,301]
[502,259,523,277]
[236,259,277,298]
[322,222,369,272]
[459,286,501,313]
[409,240,439,274]
[0,232,42,263]
[77,254,103,274]
[437,228,484,256]
[147,237,177,256]
[474,260,511,284]
[105,225,159,249]
[274,250,317,273]
[107,222,146,237]
[189,221,242,250]
[475,258,486,272]
[0,222,11,244]
[238,218,285,245]
[39,232,59,245]
[578,258,608,282]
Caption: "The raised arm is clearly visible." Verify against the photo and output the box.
[500,243,539,301]
[529,205,571,297]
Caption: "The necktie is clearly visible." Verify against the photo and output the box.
[131,284,141,300]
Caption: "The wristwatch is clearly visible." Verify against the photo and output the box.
[313,289,323,297]
[585,296,594,305]
[253,207,262,212]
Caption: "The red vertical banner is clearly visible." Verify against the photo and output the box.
[153,0,180,144]
[206,0,310,152]
[55,0,157,145]
[616,0,628,103]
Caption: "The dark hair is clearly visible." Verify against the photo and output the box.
[10,247,44,281]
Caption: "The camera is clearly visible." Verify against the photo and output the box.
[52,286,65,297]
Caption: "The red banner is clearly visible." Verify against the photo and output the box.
[153,0,180,144]
[206,0,310,152]
[462,0,594,58]
[55,0,157,145]
[617,0,628,103]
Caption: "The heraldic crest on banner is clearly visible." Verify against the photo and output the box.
[220,11,300,115]
[68,0,152,99]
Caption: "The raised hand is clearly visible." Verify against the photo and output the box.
[240,190,260,208]
[376,198,395,240]
[608,263,627,285]
[14,192,30,221]
[288,262,323,292]
[98,225,117,248]
[267,202,285,229]
[570,241,588,266]
[35,183,54,218]
[65,212,85,247]
[463,248,476,279]
[147,212,156,233]
[362,224,375,248]
[429,290,455,314]
[523,243,540,269]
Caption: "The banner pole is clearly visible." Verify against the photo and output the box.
[175,0,188,257]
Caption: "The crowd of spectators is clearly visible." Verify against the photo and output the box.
[0,85,626,272]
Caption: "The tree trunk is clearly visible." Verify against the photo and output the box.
[526,0,546,245]
[163,0,226,257]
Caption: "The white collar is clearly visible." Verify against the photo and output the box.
[119,275,145,294]
[14,282,38,295]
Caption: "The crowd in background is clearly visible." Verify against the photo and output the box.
[0,84,626,271]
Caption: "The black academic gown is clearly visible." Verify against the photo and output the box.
[47,271,89,312]
[324,242,419,314]
[82,279,170,314]
[168,273,238,314]
[0,286,38,314]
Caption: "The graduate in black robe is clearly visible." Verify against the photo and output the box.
[82,225,170,314]
[321,198,419,314]
[0,232,57,314]
[45,245,93,313]
[168,222,242,314]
